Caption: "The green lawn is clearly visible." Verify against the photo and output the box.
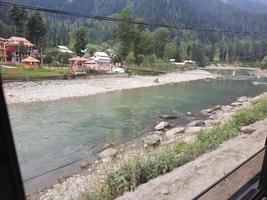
[0,65,69,78]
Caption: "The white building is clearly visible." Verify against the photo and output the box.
[57,45,74,54]
[92,52,111,64]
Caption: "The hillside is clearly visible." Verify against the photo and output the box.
[1,0,267,44]
[226,0,267,14]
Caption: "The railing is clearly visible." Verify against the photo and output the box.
[193,142,267,200]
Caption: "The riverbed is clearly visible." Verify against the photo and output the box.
[3,70,266,195]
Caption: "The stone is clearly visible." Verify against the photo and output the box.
[251,96,262,105]
[99,148,118,162]
[237,96,248,102]
[209,115,214,120]
[231,102,242,106]
[154,121,170,131]
[159,115,177,120]
[154,131,164,136]
[205,119,220,126]
[241,126,257,134]
[143,135,161,147]
[185,127,203,134]
[104,143,112,149]
[214,105,222,110]
[221,105,233,112]
[187,120,205,127]
[201,108,213,115]
[186,112,192,116]
[165,127,185,138]
[80,162,90,169]
[161,186,169,195]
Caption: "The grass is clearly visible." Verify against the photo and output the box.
[85,97,267,200]
[0,65,69,78]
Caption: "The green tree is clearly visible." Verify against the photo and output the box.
[126,51,135,64]
[154,28,170,58]
[117,9,135,60]
[73,26,88,56]
[56,52,72,66]
[163,42,177,59]
[9,6,28,36]
[27,12,46,46]
[43,54,53,64]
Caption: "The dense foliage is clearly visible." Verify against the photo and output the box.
[0,0,267,65]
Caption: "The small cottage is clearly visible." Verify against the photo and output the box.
[22,56,40,68]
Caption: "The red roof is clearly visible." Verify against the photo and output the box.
[7,36,34,47]
[0,37,6,42]
[85,60,96,64]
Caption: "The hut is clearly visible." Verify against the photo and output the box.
[22,56,40,68]
[69,56,88,75]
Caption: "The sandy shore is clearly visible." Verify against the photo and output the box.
[3,70,215,104]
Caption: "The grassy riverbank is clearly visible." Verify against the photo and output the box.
[0,65,69,78]
[85,97,267,200]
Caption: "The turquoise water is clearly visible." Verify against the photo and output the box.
[6,78,267,182]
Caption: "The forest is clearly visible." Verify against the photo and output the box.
[0,0,267,67]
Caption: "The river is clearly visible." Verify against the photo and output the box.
[5,72,267,193]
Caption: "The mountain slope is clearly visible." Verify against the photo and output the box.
[226,0,267,14]
[5,0,267,32]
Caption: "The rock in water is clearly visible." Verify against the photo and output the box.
[187,120,205,127]
[143,135,161,147]
[154,121,170,131]
[99,148,118,162]
[159,115,177,120]
[165,127,185,138]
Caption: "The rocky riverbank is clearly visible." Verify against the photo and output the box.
[3,70,215,104]
[38,93,267,200]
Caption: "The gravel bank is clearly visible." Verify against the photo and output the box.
[3,70,215,104]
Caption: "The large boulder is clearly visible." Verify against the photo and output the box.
[99,148,118,162]
[241,126,257,134]
[154,121,170,131]
[144,135,161,148]
[165,127,185,139]
[187,120,205,127]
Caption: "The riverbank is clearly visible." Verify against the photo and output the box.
[3,70,215,104]
[39,93,267,200]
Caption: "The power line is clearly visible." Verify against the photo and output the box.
[1,1,267,35]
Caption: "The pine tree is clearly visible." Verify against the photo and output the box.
[27,12,46,46]
[73,26,88,56]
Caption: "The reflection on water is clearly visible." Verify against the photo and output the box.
[7,78,267,180]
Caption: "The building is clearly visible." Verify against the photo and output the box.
[85,59,98,68]
[57,45,74,54]
[22,56,40,68]
[6,36,40,63]
[69,56,88,75]
[92,52,111,64]
[0,37,7,63]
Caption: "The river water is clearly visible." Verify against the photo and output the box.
[5,72,267,192]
